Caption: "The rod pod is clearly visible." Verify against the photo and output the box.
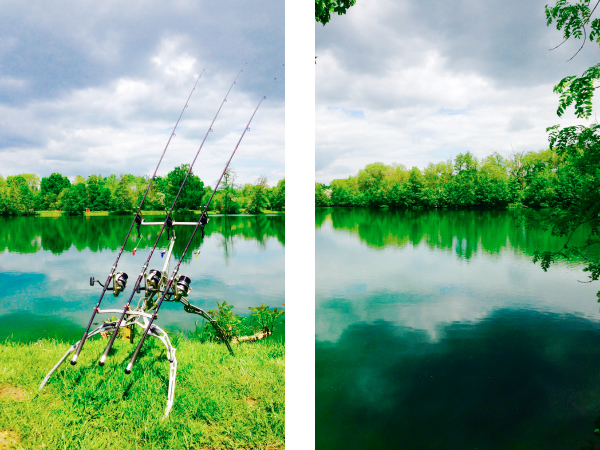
[99,66,245,366]
[70,72,204,365]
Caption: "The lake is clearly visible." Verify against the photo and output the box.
[316,208,600,450]
[0,214,284,343]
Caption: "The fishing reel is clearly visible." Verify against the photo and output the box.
[113,272,129,296]
[174,275,192,300]
[89,271,129,297]
[146,269,162,291]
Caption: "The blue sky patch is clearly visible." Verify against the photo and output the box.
[328,106,365,119]
[437,108,467,116]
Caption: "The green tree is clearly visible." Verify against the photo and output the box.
[271,179,285,211]
[315,183,330,207]
[3,176,35,215]
[164,164,205,212]
[217,169,240,214]
[247,176,270,213]
[39,173,71,210]
[316,0,356,25]
[88,184,112,211]
[330,177,361,206]
[111,175,136,213]
[523,1,600,299]
[61,183,88,215]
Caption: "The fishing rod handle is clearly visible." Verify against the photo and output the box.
[71,270,113,364]
[70,331,89,364]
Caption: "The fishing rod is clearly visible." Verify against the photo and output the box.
[98,67,245,366]
[70,71,204,365]
[125,64,282,375]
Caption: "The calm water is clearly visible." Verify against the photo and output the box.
[0,214,284,342]
[316,208,600,450]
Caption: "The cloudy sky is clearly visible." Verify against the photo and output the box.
[315,0,599,184]
[0,0,284,186]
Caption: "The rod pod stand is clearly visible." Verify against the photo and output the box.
[70,72,204,365]
[98,67,243,367]
[42,231,188,419]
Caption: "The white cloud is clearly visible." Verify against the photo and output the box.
[316,0,599,183]
[0,1,284,185]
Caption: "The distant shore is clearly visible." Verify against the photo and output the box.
[35,209,285,217]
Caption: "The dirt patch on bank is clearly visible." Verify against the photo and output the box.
[0,430,20,449]
[245,397,259,407]
[0,386,27,402]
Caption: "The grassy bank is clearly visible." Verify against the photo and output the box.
[0,337,284,449]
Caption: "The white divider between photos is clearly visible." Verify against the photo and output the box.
[286,0,316,448]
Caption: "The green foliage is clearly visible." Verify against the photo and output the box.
[215,168,241,214]
[165,164,205,212]
[316,183,330,207]
[0,170,284,216]
[316,0,357,25]
[110,175,136,213]
[321,152,531,210]
[195,301,285,343]
[270,179,285,211]
[517,0,600,300]
[546,1,600,118]
[248,304,285,333]
[0,176,36,215]
[40,173,70,197]
[61,183,88,215]
[247,176,270,214]
[88,184,111,211]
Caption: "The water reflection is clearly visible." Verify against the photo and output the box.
[0,215,284,341]
[316,209,600,449]
[316,309,600,449]
[0,213,284,259]
[316,207,595,259]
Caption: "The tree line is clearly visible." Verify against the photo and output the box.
[0,165,284,215]
[316,149,570,209]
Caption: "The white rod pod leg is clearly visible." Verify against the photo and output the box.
[145,322,178,418]
[164,348,177,419]
[39,323,113,390]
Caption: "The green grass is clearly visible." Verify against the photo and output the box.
[36,211,63,217]
[0,336,284,449]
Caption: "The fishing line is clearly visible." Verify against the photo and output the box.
[132,235,143,256]
[125,63,283,374]
[70,71,205,365]
[98,66,245,366]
